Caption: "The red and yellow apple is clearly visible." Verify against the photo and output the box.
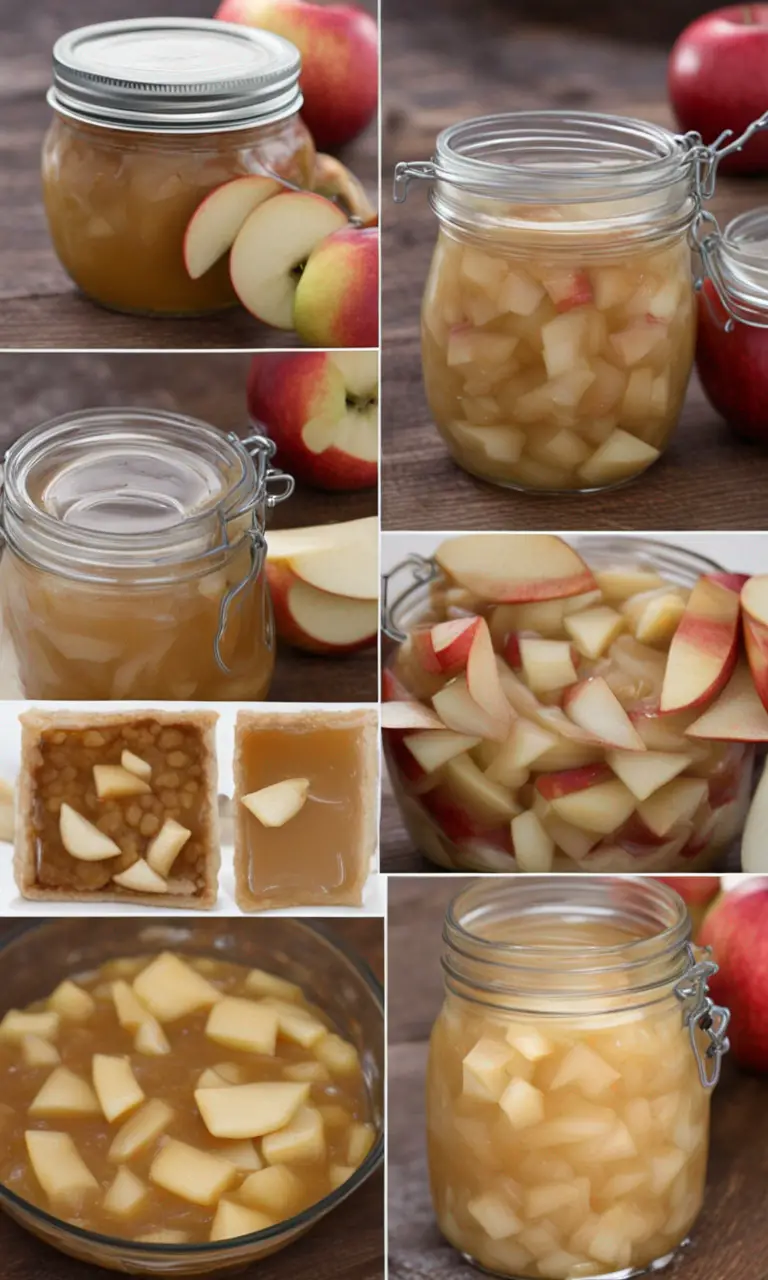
[293,225,379,348]
[247,350,377,490]
[652,875,721,937]
[701,883,768,1071]
[214,0,378,149]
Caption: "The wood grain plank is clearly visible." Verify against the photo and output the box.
[387,876,768,1280]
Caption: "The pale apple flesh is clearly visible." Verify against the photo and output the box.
[435,534,596,603]
[184,175,283,281]
[660,573,745,713]
[293,225,379,349]
[267,562,377,653]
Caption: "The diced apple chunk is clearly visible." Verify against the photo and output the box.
[260,998,327,1048]
[511,810,555,873]
[93,765,152,800]
[347,1122,376,1166]
[93,1054,145,1123]
[241,777,311,827]
[112,980,152,1031]
[137,1231,189,1244]
[48,980,95,1022]
[206,997,278,1055]
[468,1192,522,1240]
[330,1164,356,1190]
[463,1038,516,1101]
[134,1017,171,1056]
[606,749,692,801]
[244,969,302,1002]
[595,567,664,601]
[0,1010,60,1044]
[506,1028,553,1061]
[150,1138,238,1206]
[121,750,152,781]
[624,588,686,646]
[405,729,482,774]
[195,1081,310,1139]
[551,780,636,834]
[146,819,192,877]
[213,1062,249,1084]
[578,430,660,486]
[314,1032,360,1075]
[104,1166,148,1217]
[499,1078,545,1130]
[132,952,223,1022]
[29,1066,102,1117]
[550,1043,620,1098]
[210,1199,273,1242]
[284,1060,330,1083]
[21,1034,61,1068]
[198,1067,233,1089]
[218,1139,262,1171]
[499,268,546,316]
[262,1105,325,1164]
[564,676,646,750]
[239,1164,301,1215]
[541,312,589,379]
[108,1098,175,1162]
[564,607,625,659]
[519,638,578,695]
[25,1131,98,1205]
[113,860,168,895]
[59,805,122,862]
[637,777,708,837]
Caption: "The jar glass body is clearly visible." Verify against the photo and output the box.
[383,536,753,873]
[42,112,315,317]
[0,411,279,701]
[417,114,697,493]
[426,878,715,1280]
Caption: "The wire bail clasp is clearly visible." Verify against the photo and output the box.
[394,160,437,203]
[674,943,730,1090]
[381,554,442,642]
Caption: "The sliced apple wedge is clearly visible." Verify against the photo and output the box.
[637,778,708,838]
[29,1066,102,1118]
[267,565,378,653]
[413,616,483,675]
[239,1164,300,1215]
[113,860,168,894]
[443,754,520,825]
[519,637,578,695]
[433,677,510,742]
[660,574,744,713]
[210,1199,273,1242]
[92,1054,145,1123]
[205,998,278,1055]
[195,1082,310,1139]
[564,606,625,659]
[381,701,444,731]
[241,778,310,827]
[467,618,513,727]
[487,719,559,781]
[145,819,192,878]
[26,1131,98,1205]
[511,810,555,872]
[121,750,152,782]
[134,1017,171,1057]
[258,998,327,1049]
[244,969,302,1002]
[404,730,481,774]
[740,576,768,710]
[261,1104,325,1164]
[686,661,768,741]
[184,175,283,280]
[623,588,686,646]
[267,519,377,601]
[547,778,636,834]
[48,980,95,1023]
[150,1138,238,1206]
[93,765,152,800]
[230,192,347,329]
[59,805,122,862]
[563,678,646,750]
[112,981,151,1031]
[605,750,693,801]
[21,1034,61,1068]
[594,566,664,601]
[104,1166,148,1218]
[435,534,596,603]
[108,1099,175,1162]
[0,1009,60,1043]
[132,952,223,1022]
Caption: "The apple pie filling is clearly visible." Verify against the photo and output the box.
[16,712,219,907]
[0,952,374,1244]
[383,534,755,874]
[422,229,695,492]
[234,710,378,911]
[428,904,711,1279]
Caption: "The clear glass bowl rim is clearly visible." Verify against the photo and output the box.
[0,918,384,1259]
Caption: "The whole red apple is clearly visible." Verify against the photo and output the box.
[214,0,378,149]
[700,884,768,1071]
[247,349,378,489]
[696,279,768,442]
[668,6,768,175]
[293,225,379,348]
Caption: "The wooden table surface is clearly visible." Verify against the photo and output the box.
[381,2,768,531]
[0,353,378,703]
[387,876,768,1280]
[0,916,384,1280]
[0,0,377,352]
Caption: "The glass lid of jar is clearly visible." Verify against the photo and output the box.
[49,18,303,133]
[0,408,288,583]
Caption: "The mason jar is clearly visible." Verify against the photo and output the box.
[0,409,294,700]
[382,535,753,873]
[42,19,315,316]
[427,877,730,1280]
[394,111,702,492]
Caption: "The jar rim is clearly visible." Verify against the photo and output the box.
[434,111,692,201]
[708,206,768,319]
[48,18,303,134]
[2,409,268,584]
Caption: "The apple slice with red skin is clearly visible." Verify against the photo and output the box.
[435,534,596,603]
[381,667,412,703]
[412,617,483,676]
[184,175,283,281]
[496,663,598,744]
[740,576,768,711]
[563,677,646,751]
[432,677,509,743]
[229,192,348,329]
[381,702,444,731]
[685,661,768,741]
[422,788,514,851]
[466,619,512,728]
[660,573,746,714]
[535,764,614,801]
[266,563,376,654]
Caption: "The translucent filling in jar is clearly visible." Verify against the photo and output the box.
[0,410,287,701]
[42,19,314,317]
[383,534,753,874]
[410,113,698,492]
[427,878,724,1280]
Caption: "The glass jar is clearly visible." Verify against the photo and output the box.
[0,409,294,700]
[0,916,384,1275]
[427,877,730,1280]
[382,535,754,873]
[42,19,315,317]
[394,112,701,492]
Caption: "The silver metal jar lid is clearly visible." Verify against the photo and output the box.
[48,17,303,134]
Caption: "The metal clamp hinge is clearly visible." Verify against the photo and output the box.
[393,160,437,203]
[674,943,730,1090]
[381,553,442,642]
